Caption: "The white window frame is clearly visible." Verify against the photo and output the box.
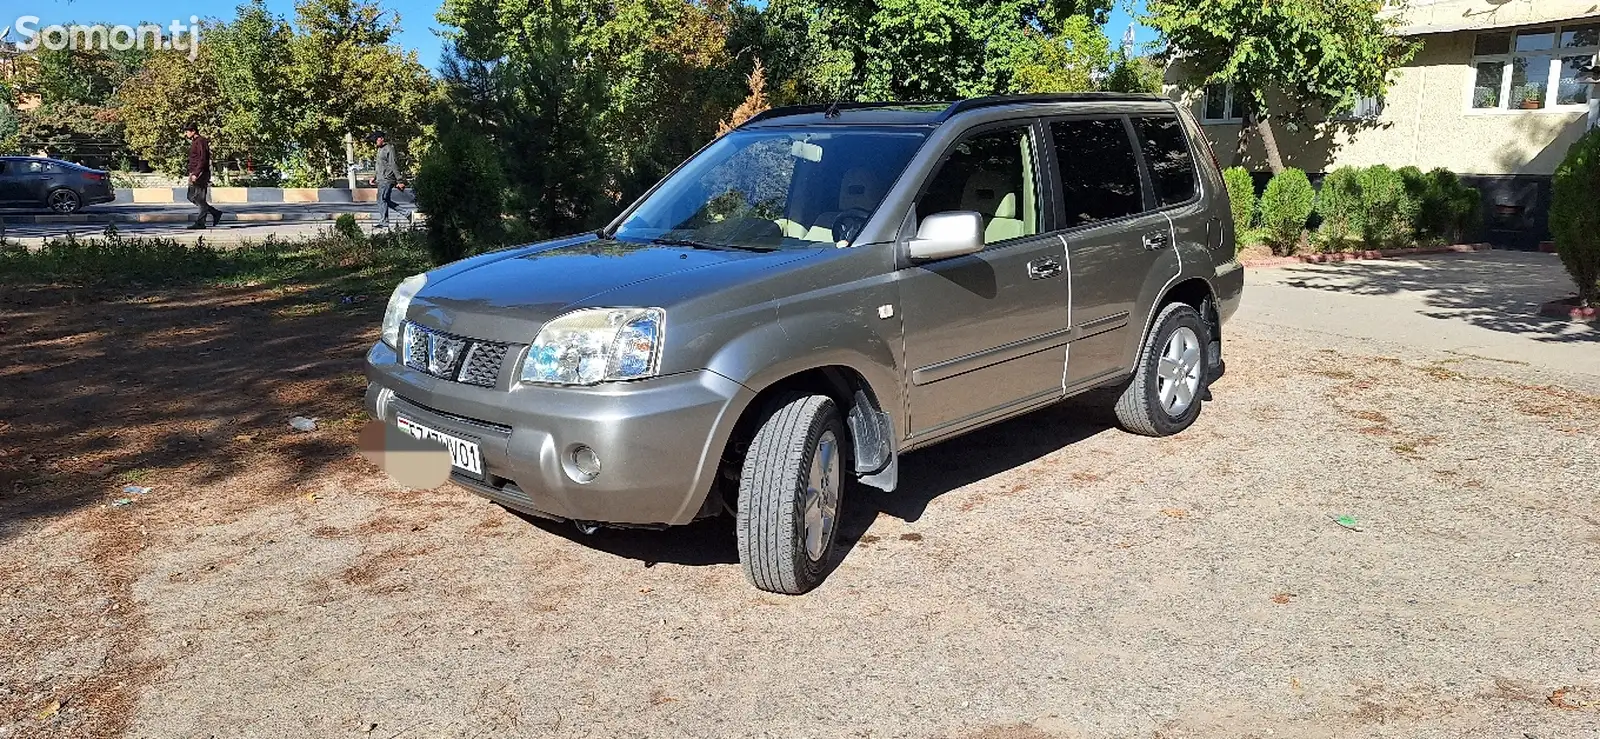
[1333,95,1385,121]
[1467,23,1599,114]
[1200,83,1242,124]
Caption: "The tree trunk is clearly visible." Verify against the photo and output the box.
[1250,111,1286,174]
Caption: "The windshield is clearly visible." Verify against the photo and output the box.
[613,127,928,251]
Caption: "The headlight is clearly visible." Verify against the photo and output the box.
[520,308,664,386]
[381,273,427,347]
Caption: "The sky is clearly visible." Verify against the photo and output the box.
[11,0,1154,73]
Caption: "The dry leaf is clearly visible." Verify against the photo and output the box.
[1271,592,1294,604]
[1161,508,1189,518]
[37,700,61,720]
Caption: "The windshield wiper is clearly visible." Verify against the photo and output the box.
[648,237,772,253]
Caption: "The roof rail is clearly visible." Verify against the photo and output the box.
[739,100,943,127]
[937,92,1168,121]
[738,92,1172,128]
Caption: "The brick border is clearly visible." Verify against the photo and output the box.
[113,187,380,205]
[1241,243,1494,269]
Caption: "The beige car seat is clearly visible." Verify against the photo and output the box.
[803,168,884,242]
[961,170,1028,243]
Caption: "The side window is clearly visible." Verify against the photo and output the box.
[1133,116,1197,207]
[919,126,1040,245]
[1050,118,1144,228]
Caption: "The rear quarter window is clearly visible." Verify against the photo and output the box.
[1133,116,1197,207]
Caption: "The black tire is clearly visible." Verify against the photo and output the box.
[736,393,847,595]
[47,188,82,214]
[1114,302,1209,437]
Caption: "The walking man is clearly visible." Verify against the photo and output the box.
[371,132,413,228]
[182,123,223,229]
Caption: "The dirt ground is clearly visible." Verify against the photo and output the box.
[2,279,1599,739]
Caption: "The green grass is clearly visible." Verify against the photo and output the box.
[0,224,431,297]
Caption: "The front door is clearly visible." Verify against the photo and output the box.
[0,161,24,205]
[898,121,1069,442]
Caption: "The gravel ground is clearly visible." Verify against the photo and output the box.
[3,285,1599,738]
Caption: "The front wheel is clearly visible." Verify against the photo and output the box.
[736,393,846,595]
[1113,302,1209,437]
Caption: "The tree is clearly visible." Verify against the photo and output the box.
[1550,129,1600,308]
[118,50,223,175]
[765,0,1115,102]
[288,0,434,176]
[207,1,298,169]
[1145,0,1417,172]
[1101,50,1163,94]
[718,60,771,135]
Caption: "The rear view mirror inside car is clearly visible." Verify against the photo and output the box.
[790,140,823,162]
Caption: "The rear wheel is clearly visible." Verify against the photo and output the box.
[1114,302,1209,437]
[47,188,82,214]
[735,393,846,595]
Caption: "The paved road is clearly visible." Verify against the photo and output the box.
[1236,249,1600,391]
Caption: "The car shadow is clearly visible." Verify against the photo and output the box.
[514,390,1122,571]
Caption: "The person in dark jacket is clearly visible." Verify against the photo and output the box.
[182,123,223,229]
[370,132,413,228]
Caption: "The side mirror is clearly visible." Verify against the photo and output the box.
[907,211,984,261]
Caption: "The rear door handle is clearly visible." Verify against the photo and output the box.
[1027,257,1062,280]
[1143,231,1170,250]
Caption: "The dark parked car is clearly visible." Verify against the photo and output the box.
[0,157,116,214]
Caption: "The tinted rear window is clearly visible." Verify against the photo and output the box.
[1050,118,1144,228]
[1133,116,1197,207]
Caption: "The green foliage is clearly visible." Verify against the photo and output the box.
[1146,0,1418,170]
[414,115,508,265]
[207,1,298,166]
[1355,164,1416,250]
[1401,167,1479,245]
[1550,128,1600,306]
[118,51,221,175]
[1311,167,1363,253]
[1101,52,1165,94]
[288,0,436,174]
[773,0,1114,101]
[1259,168,1314,256]
[334,214,364,241]
[0,92,17,155]
[1222,167,1255,232]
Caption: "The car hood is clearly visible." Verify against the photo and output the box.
[405,235,816,341]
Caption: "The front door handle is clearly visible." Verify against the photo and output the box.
[1143,231,1170,250]
[1027,257,1062,280]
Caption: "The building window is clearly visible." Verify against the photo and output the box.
[1471,23,1599,111]
[1334,95,1385,121]
[1201,83,1242,123]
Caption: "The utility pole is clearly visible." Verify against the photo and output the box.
[1122,23,1136,59]
[344,131,357,190]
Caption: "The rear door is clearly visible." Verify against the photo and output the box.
[1045,115,1175,389]
[897,119,1070,443]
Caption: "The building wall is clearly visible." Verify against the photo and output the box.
[1180,30,1592,178]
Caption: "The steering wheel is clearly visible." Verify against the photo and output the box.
[830,208,873,246]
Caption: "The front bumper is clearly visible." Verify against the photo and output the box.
[364,341,754,526]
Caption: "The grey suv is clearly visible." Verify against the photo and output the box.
[365,92,1243,594]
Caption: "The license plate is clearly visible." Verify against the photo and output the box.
[396,416,483,476]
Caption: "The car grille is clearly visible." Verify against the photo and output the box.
[401,322,512,388]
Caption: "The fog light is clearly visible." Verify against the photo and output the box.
[570,445,602,481]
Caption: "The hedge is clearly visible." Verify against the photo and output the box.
[1259,169,1315,256]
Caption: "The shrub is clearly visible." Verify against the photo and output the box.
[1259,169,1315,256]
[1312,167,1364,253]
[333,213,363,241]
[1550,128,1600,307]
[1222,167,1255,233]
[1404,167,1479,244]
[1355,165,1417,250]
[415,116,509,265]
